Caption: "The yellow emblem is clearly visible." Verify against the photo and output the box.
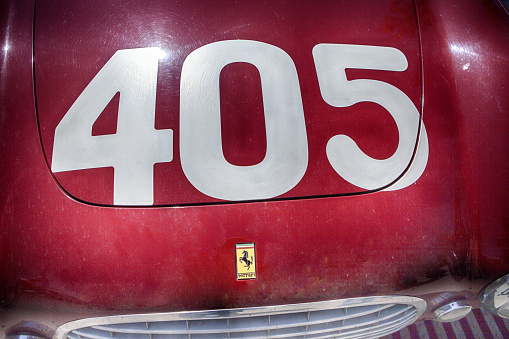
[236,243,256,280]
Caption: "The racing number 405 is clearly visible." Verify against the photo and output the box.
[51,40,429,206]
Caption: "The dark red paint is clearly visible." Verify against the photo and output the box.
[34,0,419,205]
[0,0,508,333]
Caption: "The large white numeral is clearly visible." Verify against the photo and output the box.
[312,44,428,190]
[51,48,173,206]
[180,40,308,201]
[53,42,428,205]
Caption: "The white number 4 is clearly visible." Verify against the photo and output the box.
[51,48,173,205]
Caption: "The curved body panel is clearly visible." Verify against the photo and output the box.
[1,0,508,336]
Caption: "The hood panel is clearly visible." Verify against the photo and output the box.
[35,0,422,206]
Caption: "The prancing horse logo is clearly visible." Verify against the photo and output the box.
[236,243,256,280]
[239,250,254,270]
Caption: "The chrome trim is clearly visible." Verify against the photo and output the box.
[479,273,509,319]
[433,299,472,322]
[54,296,426,339]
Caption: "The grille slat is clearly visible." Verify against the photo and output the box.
[56,296,426,339]
[264,308,417,339]
[89,304,404,335]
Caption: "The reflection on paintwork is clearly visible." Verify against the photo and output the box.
[449,43,480,58]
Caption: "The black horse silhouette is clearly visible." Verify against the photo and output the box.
[239,250,253,270]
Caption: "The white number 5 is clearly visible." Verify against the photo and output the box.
[312,44,428,190]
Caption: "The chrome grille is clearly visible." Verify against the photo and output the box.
[55,296,426,339]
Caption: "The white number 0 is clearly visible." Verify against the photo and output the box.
[52,41,428,205]
[180,40,308,201]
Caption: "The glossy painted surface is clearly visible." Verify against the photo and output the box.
[0,0,508,334]
[415,0,509,278]
[0,0,38,306]
[35,0,423,206]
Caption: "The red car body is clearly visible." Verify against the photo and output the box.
[0,0,508,337]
